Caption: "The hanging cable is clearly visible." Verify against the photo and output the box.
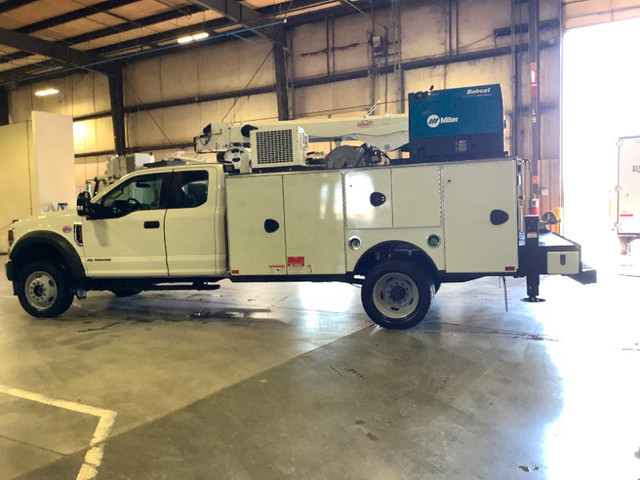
[124,75,173,144]
[221,49,273,122]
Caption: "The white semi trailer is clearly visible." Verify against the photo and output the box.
[616,136,640,254]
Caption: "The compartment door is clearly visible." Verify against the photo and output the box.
[345,169,392,229]
[226,175,286,276]
[442,160,519,273]
[283,172,345,275]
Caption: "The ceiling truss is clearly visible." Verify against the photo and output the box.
[0,0,380,86]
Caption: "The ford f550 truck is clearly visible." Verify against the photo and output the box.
[4,85,596,328]
[5,155,595,329]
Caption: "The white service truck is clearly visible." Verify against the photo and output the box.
[5,151,595,329]
[616,136,640,254]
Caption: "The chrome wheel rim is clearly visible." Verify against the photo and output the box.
[25,271,58,310]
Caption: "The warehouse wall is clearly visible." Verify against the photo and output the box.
[6,0,572,212]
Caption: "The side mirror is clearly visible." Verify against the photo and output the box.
[76,191,94,217]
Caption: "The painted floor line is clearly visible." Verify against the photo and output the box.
[0,384,117,480]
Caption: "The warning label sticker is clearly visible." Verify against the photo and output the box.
[287,256,309,274]
[287,256,305,268]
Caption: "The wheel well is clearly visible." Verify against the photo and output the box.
[10,233,85,281]
[353,241,438,279]
[13,243,67,275]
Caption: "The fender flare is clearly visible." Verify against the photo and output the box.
[9,231,85,279]
[352,240,439,278]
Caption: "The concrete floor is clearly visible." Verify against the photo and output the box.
[1,253,640,480]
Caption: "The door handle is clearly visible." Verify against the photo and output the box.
[264,219,280,233]
[144,221,160,229]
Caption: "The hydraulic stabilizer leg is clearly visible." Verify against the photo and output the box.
[521,215,545,303]
[523,272,544,302]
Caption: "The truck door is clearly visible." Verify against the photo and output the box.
[82,172,170,277]
[165,168,224,276]
[226,175,286,276]
[442,159,519,273]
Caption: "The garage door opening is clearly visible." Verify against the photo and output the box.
[562,17,640,269]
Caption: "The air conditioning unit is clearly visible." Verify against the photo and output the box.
[250,127,309,169]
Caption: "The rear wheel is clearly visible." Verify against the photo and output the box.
[17,261,74,318]
[361,261,434,329]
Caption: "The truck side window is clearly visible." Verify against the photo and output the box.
[169,171,209,209]
[100,173,167,218]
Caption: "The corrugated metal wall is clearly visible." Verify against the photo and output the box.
[9,0,637,212]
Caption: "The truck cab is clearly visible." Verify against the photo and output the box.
[6,163,228,318]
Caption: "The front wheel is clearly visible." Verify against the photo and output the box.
[17,261,74,318]
[361,261,435,329]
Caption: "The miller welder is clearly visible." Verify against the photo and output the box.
[408,84,506,162]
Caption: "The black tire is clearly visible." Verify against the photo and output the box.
[17,261,74,318]
[110,288,142,297]
[361,260,435,329]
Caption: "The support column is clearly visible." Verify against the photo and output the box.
[529,0,540,202]
[0,86,9,126]
[273,25,289,121]
[108,68,126,156]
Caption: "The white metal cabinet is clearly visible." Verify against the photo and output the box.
[226,175,286,275]
[442,159,519,273]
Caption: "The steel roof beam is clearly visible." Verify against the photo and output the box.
[0,0,38,14]
[65,4,206,46]
[0,28,99,65]
[0,28,115,76]
[0,0,377,85]
[16,0,141,34]
[0,4,207,68]
[94,17,233,55]
[189,0,277,42]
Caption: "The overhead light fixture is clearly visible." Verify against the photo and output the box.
[35,88,59,97]
[177,32,209,44]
